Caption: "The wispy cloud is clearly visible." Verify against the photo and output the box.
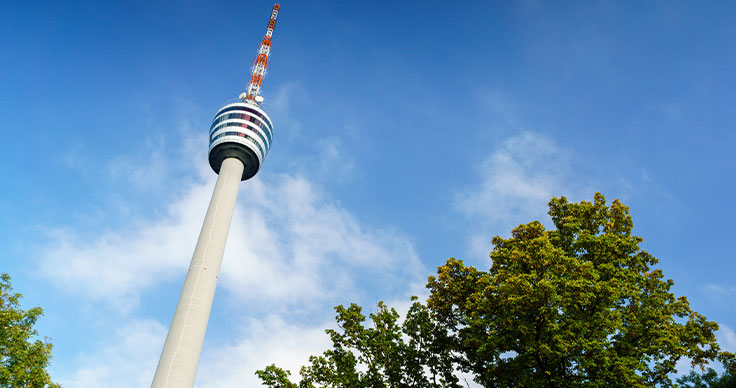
[108,138,170,193]
[54,315,334,388]
[703,283,736,297]
[717,324,736,353]
[37,178,211,310]
[57,319,166,388]
[265,82,310,142]
[223,173,422,307]
[37,171,422,311]
[455,131,589,261]
[196,316,334,387]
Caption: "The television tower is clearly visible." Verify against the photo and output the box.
[151,4,280,388]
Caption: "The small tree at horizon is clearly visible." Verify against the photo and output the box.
[257,193,735,387]
[0,273,60,388]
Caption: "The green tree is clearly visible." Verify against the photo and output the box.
[258,194,735,387]
[427,193,734,387]
[257,300,463,388]
[676,362,736,388]
[0,273,60,388]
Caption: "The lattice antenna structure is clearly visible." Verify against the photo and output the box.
[242,3,280,104]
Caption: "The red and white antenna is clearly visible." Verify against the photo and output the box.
[242,3,280,104]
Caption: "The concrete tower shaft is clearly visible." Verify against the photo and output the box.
[150,158,245,388]
[151,4,279,387]
[152,63,276,388]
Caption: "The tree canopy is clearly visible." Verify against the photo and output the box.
[676,362,736,388]
[257,299,462,388]
[0,273,60,388]
[257,193,735,387]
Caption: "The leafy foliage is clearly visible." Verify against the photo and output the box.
[255,364,299,388]
[257,194,735,387]
[0,273,60,388]
[676,362,736,388]
[258,300,462,388]
[427,193,734,387]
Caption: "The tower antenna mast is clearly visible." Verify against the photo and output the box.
[243,3,280,104]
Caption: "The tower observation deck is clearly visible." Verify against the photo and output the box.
[150,4,280,388]
[208,101,274,181]
[209,2,279,181]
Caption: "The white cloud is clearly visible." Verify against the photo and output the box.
[56,316,334,388]
[221,174,422,307]
[195,316,334,387]
[59,306,480,388]
[717,324,736,353]
[37,179,212,310]
[38,170,422,310]
[57,319,166,388]
[703,283,736,297]
[455,132,588,260]
[456,132,573,223]
[108,141,170,193]
[309,137,355,180]
[674,356,692,376]
[265,82,309,142]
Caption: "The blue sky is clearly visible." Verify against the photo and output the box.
[2,1,735,386]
